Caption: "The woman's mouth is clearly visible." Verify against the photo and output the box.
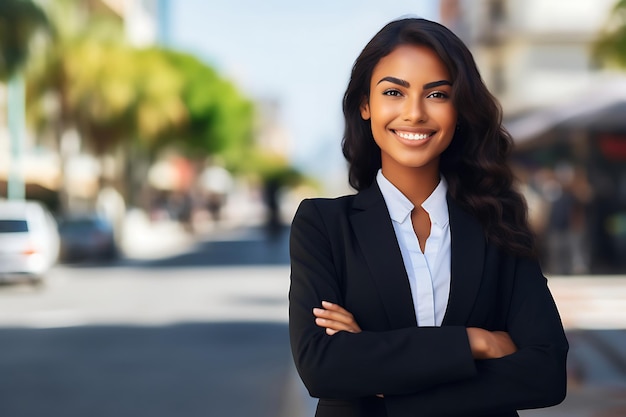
[393,130,435,141]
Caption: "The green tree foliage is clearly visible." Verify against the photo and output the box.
[594,0,626,67]
[158,50,255,168]
[164,53,300,182]
[66,42,187,154]
[28,0,255,164]
[0,0,49,80]
[24,0,300,193]
[28,2,188,156]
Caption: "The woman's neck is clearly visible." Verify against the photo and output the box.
[381,164,440,207]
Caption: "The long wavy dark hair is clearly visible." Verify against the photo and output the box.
[342,18,536,258]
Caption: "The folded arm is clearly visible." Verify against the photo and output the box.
[383,259,569,416]
[314,301,517,359]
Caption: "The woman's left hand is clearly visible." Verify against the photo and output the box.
[466,327,518,359]
[313,301,362,335]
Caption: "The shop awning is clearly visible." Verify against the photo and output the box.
[505,77,626,147]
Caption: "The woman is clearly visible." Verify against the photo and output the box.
[289,18,568,417]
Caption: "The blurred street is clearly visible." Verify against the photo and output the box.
[3,0,626,416]
[0,221,299,417]
[0,218,625,417]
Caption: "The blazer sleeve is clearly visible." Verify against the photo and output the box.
[289,199,477,399]
[384,258,569,417]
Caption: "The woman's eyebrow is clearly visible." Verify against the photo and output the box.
[376,77,452,90]
[377,76,410,87]
[423,80,452,89]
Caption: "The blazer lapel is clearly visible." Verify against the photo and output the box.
[442,196,485,325]
[350,184,417,329]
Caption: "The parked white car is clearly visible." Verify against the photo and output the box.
[0,200,60,284]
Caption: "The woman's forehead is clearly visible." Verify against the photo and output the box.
[371,44,452,84]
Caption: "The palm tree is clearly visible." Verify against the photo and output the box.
[0,0,49,80]
[0,0,49,200]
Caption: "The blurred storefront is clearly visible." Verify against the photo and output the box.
[507,79,626,274]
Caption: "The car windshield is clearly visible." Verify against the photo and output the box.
[0,220,29,233]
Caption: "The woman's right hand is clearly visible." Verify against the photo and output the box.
[466,327,517,359]
[313,301,362,336]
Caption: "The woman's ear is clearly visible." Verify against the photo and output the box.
[360,97,371,120]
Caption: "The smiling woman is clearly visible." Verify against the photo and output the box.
[289,17,568,417]
[360,44,457,195]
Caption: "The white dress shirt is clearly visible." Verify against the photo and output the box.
[376,170,451,326]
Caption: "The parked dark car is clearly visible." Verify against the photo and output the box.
[58,215,117,262]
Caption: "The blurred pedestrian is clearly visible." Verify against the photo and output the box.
[289,18,568,417]
[545,163,591,275]
[263,175,286,240]
[200,163,233,224]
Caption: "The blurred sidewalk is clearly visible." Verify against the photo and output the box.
[520,276,626,416]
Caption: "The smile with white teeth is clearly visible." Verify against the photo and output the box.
[394,131,433,141]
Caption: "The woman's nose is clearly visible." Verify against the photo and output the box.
[402,97,427,123]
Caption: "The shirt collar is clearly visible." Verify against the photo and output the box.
[422,176,449,228]
[376,170,449,227]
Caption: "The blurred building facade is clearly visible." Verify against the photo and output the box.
[441,0,616,112]
[441,0,626,274]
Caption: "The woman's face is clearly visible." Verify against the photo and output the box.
[360,44,457,178]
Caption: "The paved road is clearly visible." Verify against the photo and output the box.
[0,225,298,417]
[0,224,625,417]
[0,322,294,417]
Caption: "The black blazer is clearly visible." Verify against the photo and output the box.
[289,183,568,417]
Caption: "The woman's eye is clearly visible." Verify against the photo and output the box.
[383,89,402,97]
[427,91,449,99]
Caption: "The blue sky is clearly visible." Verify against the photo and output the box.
[167,0,439,183]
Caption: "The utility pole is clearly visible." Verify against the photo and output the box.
[7,71,25,200]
